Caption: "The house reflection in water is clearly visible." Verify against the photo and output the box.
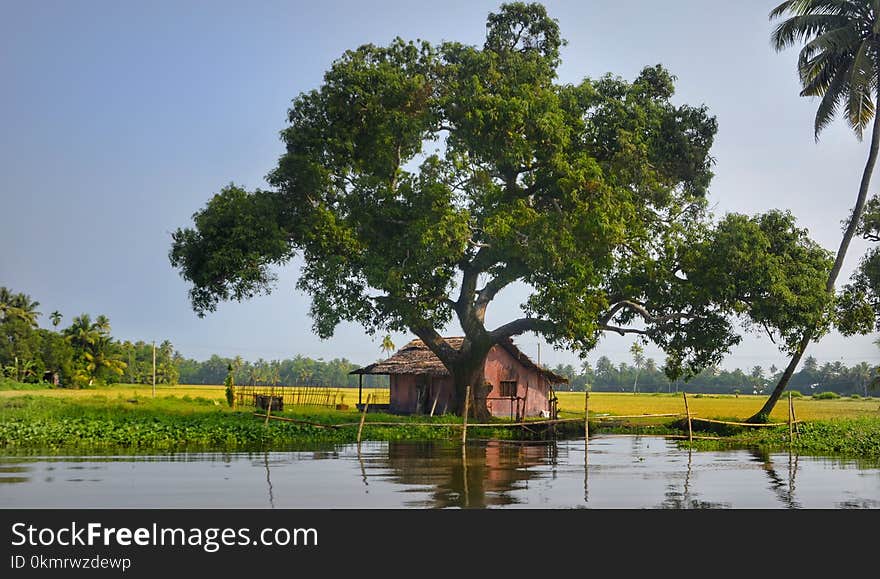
[369,440,562,508]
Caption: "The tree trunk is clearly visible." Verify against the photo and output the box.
[450,358,491,421]
[749,103,880,422]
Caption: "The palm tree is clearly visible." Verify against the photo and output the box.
[0,288,40,327]
[630,342,645,394]
[62,314,125,386]
[93,314,111,335]
[850,361,874,396]
[50,311,62,327]
[380,334,396,358]
[753,0,880,421]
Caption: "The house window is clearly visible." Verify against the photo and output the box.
[500,380,517,397]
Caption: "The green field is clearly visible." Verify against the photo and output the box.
[4,384,877,422]
[555,391,880,422]
[1,384,879,457]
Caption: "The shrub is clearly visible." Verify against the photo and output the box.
[789,390,803,398]
[813,391,840,400]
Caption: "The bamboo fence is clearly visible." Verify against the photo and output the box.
[253,387,803,445]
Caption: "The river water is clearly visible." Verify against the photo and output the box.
[1,435,878,508]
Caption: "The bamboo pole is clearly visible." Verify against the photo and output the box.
[689,416,799,427]
[461,385,471,445]
[253,413,340,428]
[430,389,440,417]
[357,394,372,447]
[264,396,272,427]
[788,392,793,445]
[792,397,800,438]
[682,392,692,444]
[584,390,590,444]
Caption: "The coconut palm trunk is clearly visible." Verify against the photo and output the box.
[751,97,880,422]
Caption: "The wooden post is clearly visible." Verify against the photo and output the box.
[430,389,440,417]
[357,394,371,447]
[264,395,272,427]
[788,392,794,445]
[792,397,800,439]
[584,390,590,444]
[682,392,692,444]
[151,341,156,399]
[461,385,471,445]
[358,374,363,407]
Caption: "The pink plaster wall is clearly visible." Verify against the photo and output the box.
[483,345,551,417]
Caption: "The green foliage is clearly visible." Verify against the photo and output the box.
[839,196,880,334]
[170,2,832,401]
[691,417,880,458]
[0,395,519,452]
[812,391,840,400]
[62,314,127,387]
[118,340,178,385]
[789,390,803,398]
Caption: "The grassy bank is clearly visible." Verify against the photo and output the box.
[0,390,524,454]
[1,383,879,457]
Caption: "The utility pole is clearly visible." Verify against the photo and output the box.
[152,341,156,398]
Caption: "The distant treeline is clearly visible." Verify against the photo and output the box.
[0,286,385,389]
[175,354,387,388]
[550,355,879,397]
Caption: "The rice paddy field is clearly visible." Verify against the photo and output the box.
[1,384,877,422]
[555,391,880,422]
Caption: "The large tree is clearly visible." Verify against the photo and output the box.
[170,3,831,418]
[751,0,880,421]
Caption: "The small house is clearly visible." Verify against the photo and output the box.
[350,337,568,418]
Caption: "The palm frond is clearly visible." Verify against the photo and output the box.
[801,48,845,93]
[772,0,868,19]
[772,14,852,51]
[813,66,849,138]
[844,40,877,138]
[800,50,853,96]
[798,25,860,68]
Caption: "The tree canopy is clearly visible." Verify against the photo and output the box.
[170,2,833,414]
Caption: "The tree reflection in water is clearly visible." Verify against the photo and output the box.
[369,440,562,508]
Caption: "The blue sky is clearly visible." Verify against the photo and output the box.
[2,0,878,371]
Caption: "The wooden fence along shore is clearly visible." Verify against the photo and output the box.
[235,385,390,409]
[253,389,804,447]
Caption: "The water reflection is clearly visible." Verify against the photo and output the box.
[1,437,879,508]
[0,464,30,485]
[367,440,561,508]
[747,447,801,509]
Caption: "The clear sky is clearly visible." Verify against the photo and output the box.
[2,0,879,371]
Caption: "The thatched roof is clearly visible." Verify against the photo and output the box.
[350,337,568,384]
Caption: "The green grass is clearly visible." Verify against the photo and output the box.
[0,377,55,391]
[2,383,880,458]
[0,390,525,454]
[687,418,880,458]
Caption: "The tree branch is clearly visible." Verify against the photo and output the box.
[475,269,517,311]
[410,325,459,363]
[599,324,650,336]
[490,317,555,340]
[600,300,691,326]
